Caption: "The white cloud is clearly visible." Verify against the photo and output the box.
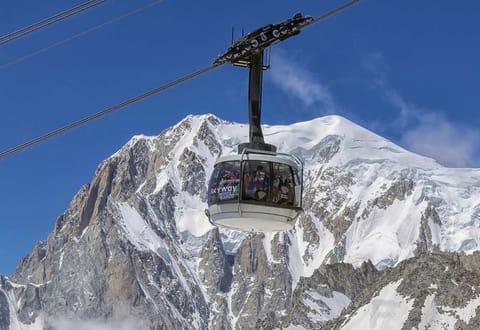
[401,114,478,168]
[268,49,335,111]
[363,52,389,86]
[363,52,480,168]
[363,52,420,127]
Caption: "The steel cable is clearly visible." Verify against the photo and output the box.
[0,0,108,46]
[0,64,221,159]
[311,0,361,25]
[0,0,360,159]
[0,0,164,71]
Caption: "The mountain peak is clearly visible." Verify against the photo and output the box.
[4,113,480,329]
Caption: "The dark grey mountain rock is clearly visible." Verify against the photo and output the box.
[323,251,480,329]
[0,285,9,330]
[292,134,342,163]
[361,179,414,219]
[416,202,441,254]
[178,147,207,197]
[199,229,232,329]
[6,117,216,329]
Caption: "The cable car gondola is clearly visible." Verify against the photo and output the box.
[206,18,311,231]
[206,149,303,232]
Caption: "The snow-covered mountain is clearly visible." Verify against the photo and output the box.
[1,114,480,329]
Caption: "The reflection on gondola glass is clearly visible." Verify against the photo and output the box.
[208,161,241,203]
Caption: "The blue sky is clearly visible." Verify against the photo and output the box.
[0,0,479,275]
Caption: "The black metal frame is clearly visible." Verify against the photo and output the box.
[237,51,277,153]
[213,13,314,67]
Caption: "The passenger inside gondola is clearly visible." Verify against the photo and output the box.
[243,161,271,202]
[253,165,269,201]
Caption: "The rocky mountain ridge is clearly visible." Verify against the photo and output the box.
[1,114,480,329]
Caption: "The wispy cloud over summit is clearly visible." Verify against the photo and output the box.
[401,114,478,168]
[268,49,336,112]
[363,52,480,168]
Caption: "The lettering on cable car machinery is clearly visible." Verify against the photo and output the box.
[214,13,313,66]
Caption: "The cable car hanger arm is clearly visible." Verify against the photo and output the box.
[213,0,361,66]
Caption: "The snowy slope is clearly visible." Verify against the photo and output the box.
[418,293,480,329]
[113,114,480,328]
[0,283,43,330]
[255,116,480,270]
[341,280,413,330]
[109,113,480,296]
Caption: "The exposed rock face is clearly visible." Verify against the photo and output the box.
[0,285,9,330]
[8,117,214,329]
[280,261,379,329]
[199,229,233,330]
[229,233,294,329]
[293,134,342,163]
[2,114,480,329]
[324,252,480,330]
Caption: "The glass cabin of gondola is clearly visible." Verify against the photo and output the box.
[206,149,303,232]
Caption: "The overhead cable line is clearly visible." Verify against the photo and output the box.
[311,0,360,25]
[0,0,360,159]
[0,0,108,46]
[0,0,164,71]
[0,64,220,159]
